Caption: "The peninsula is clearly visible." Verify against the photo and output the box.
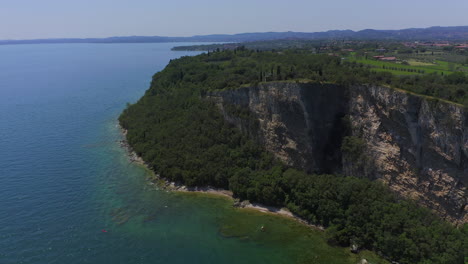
[120,44,467,263]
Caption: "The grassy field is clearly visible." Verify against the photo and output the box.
[347,50,468,76]
[398,51,468,65]
[348,57,455,76]
[406,59,436,66]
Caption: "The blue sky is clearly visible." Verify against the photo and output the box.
[1,0,468,39]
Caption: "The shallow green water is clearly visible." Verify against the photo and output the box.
[0,43,385,264]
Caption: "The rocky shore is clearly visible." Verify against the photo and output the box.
[119,125,324,231]
[119,128,146,165]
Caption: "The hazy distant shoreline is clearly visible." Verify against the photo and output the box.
[3,25,468,46]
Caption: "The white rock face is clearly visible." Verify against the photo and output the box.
[348,85,467,224]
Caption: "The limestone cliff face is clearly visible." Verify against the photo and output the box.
[347,85,467,224]
[208,82,347,174]
[207,82,467,224]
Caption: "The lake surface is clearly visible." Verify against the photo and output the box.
[0,43,375,264]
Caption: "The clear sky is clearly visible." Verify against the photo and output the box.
[1,0,468,40]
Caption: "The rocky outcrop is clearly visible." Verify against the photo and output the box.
[207,82,467,224]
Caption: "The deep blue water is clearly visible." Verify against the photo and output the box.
[0,43,354,264]
[0,43,204,263]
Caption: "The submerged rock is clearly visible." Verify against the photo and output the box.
[350,243,359,253]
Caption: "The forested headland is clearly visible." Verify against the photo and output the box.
[120,49,467,263]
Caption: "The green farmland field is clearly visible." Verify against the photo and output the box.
[347,55,468,76]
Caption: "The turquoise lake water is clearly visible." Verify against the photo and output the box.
[0,43,372,264]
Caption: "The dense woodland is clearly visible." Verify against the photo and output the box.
[120,49,467,263]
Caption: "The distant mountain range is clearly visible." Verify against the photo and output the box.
[2,26,468,45]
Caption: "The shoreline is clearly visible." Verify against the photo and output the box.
[167,182,324,231]
[118,125,324,231]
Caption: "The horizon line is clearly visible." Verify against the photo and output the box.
[1,25,467,42]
